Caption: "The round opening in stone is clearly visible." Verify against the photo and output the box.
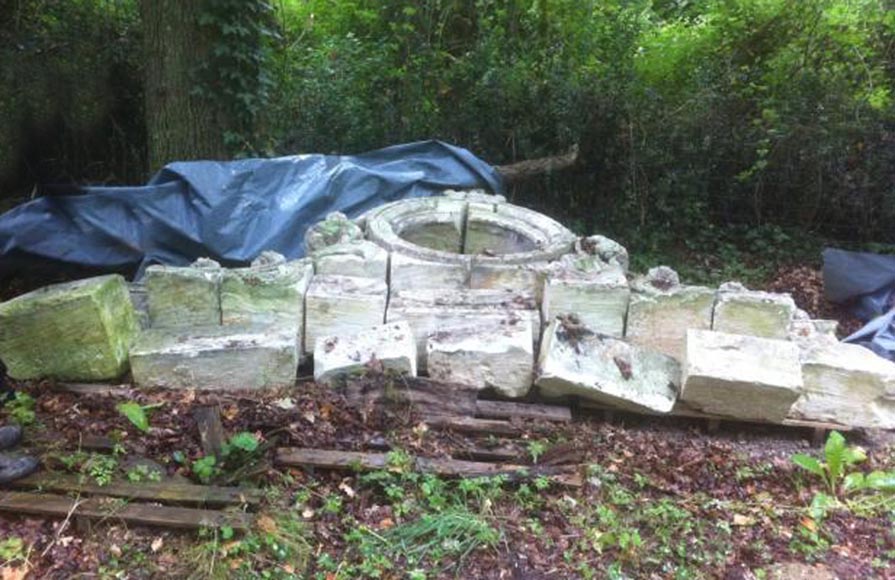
[398,220,539,255]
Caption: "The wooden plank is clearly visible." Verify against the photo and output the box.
[452,446,520,463]
[9,473,262,507]
[475,400,572,423]
[0,491,253,531]
[275,448,581,487]
[194,404,226,458]
[423,415,521,437]
[56,382,132,396]
[345,376,478,418]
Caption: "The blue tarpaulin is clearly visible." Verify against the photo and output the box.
[0,140,503,276]
[823,247,895,360]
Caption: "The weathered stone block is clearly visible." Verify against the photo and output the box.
[542,257,630,338]
[389,252,468,292]
[145,259,222,328]
[427,316,534,398]
[575,235,630,273]
[221,255,312,329]
[304,212,364,253]
[387,288,540,370]
[130,323,298,390]
[313,240,388,280]
[313,321,417,385]
[0,275,138,381]
[712,283,796,339]
[790,341,895,429]
[304,275,388,355]
[626,285,715,361]
[535,317,679,413]
[681,329,802,422]
[469,262,549,301]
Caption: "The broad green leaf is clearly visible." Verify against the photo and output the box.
[843,445,867,466]
[842,472,865,494]
[792,453,825,477]
[226,431,259,453]
[866,471,895,492]
[116,401,149,432]
[809,492,837,521]
[824,431,847,480]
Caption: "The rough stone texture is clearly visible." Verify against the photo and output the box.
[427,316,534,398]
[575,235,630,273]
[542,256,630,338]
[469,261,549,300]
[535,317,680,413]
[304,275,388,355]
[790,340,895,429]
[304,212,364,253]
[442,188,507,204]
[129,282,150,330]
[389,252,469,292]
[221,256,312,332]
[387,288,540,370]
[145,259,222,328]
[313,240,388,280]
[313,321,417,384]
[681,329,802,422]
[464,202,576,261]
[130,322,298,390]
[0,275,138,380]
[626,273,715,361]
[366,197,467,255]
[712,282,797,339]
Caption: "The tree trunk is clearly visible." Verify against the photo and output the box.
[140,0,225,172]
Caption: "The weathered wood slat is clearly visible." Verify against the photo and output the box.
[423,415,521,437]
[275,448,581,487]
[0,491,253,531]
[475,400,572,423]
[9,473,261,507]
[345,376,478,418]
[194,404,226,458]
[452,446,521,463]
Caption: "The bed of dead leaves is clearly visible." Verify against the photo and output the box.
[0,378,892,579]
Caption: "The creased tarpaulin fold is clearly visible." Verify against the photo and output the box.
[0,140,503,277]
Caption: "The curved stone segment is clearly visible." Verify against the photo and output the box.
[0,275,138,381]
[389,253,469,292]
[304,275,388,355]
[681,329,802,422]
[535,317,680,413]
[712,283,797,339]
[427,317,534,398]
[313,321,417,385]
[312,240,388,280]
[130,323,298,390]
[464,202,577,264]
[221,258,313,328]
[304,212,364,253]
[145,262,222,328]
[386,288,540,370]
[791,341,895,429]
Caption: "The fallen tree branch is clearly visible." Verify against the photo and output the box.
[494,145,579,184]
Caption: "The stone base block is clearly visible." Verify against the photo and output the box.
[535,317,679,413]
[221,257,312,328]
[304,275,388,355]
[427,317,534,398]
[0,275,138,381]
[712,283,796,339]
[682,329,802,422]
[542,265,630,338]
[626,286,715,361]
[313,321,417,384]
[389,253,468,292]
[145,260,222,328]
[130,323,298,389]
[791,341,895,429]
[387,288,540,370]
[312,240,388,280]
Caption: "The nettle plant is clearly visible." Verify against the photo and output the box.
[792,431,895,519]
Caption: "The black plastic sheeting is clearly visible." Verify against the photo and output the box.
[823,247,895,360]
[0,140,502,277]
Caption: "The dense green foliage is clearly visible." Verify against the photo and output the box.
[1,0,894,261]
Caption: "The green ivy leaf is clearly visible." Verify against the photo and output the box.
[116,401,149,433]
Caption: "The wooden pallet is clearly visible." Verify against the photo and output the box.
[0,473,259,531]
[275,447,583,488]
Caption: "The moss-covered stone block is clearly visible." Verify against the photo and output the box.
[144,261,222,328]
[221,258,312,328]
[0,275,138,380]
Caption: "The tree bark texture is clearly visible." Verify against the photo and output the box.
[140,0,225,172]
